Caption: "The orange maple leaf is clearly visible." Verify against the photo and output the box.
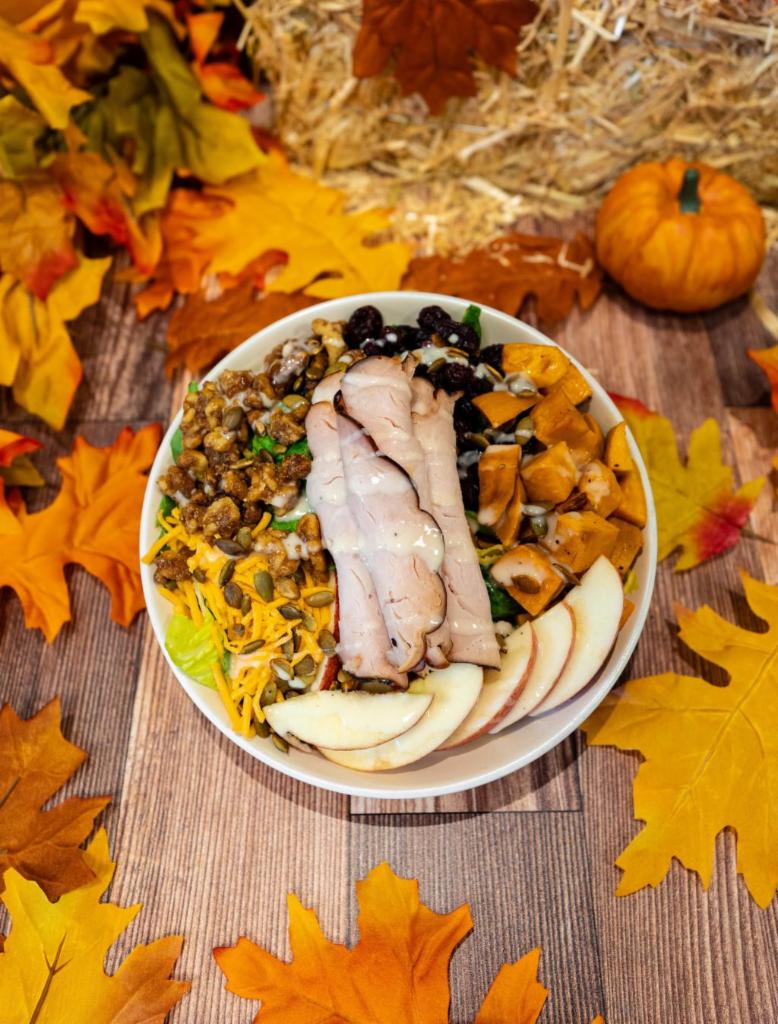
[0,699,109,900]
[215,863,605,1023]
[583,572,778,908]
[0,423,160,641]
[166,281,316,375]
[403,232,602,323]
[748,344,778,415]
[188,10,265,112]
[353,0,538,113]
[0,178,77,299]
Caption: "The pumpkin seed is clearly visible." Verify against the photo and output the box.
[271,733,289,754]
[240,593,252,615]
[512,574,542,594]
[218,560,235,586]
[192,568,207,583]
[242,638,265,654]
[428,357,446,374]
[318,628,337,654]
[284,393,309,412]
[277,576,300,599]
[287,677,306,691]
[337,668,353,684]
[530,515,548,538]
[282,637,295,658]
[215,538,243,557]
[255,720,270,738]
[270,657,292,680]
[163,579,178,591]
[254,570,274,602]
[296,654,316,677]
[223,581,243,608]
[235,526,254,551]
[259,680,277,706]
[279,603,302,621]
[301,611,316,631]
[305,589,334,607]
[467,432,490,450]
[516,416,534,439]
[360,680,393,694]
[222,406,244,430]
[233,623,245,637]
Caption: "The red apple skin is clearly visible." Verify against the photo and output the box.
[313,582,339,691]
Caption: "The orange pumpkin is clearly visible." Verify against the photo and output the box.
[595,159,765,312]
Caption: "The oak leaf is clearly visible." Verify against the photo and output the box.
[0,423,160,641]
[0,429,43,535]
[582,572,778,908]
[0,699,109,900]
[166,281,316,375]
[611,394,764,570]
[0,255,110,428]
[353,0,538,114]
[403,232,602,323]
[215,862,604,1023]
[0,15,90,128]
[748,344,778,415]
[0,828,190,1022]
[0,178,77,299]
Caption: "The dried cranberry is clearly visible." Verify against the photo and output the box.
[384,324,423,354]
[361,340,385,357]
[460,462,480,512]
[480,345,503,371]
[344,305,383,348]
[446,322,480,359]
[432,362,491,397]
[417,305,456,337]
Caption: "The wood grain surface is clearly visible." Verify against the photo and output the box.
[2,244,777,1023]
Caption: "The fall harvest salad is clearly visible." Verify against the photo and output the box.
[144,303,647,770]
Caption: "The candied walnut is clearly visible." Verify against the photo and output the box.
[268,408,305,445]
[219,369,255,398]
[272,485,299,514]
[153,547,194,584]
[176,449,208,479]
[203,428,236,454]
[204,396,226,429]
[243,502,264,525]
[202,496,241,538]
[278,453,311,483]
[159,465,196,499]
[260,533,300,579]
[220,468,248,500]
[298,513,328,581]
[246,463,279,504]
[181,503,206,533]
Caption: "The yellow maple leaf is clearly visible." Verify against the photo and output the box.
[0,828,189,1023]
[0,15,90,128]
[0,177,77,299]
[582,571,778,909]
[215,863,604,1023]
[612,394,764,570]
[0,255,109,428]
[0,96,46,178]
[0,699,108,899]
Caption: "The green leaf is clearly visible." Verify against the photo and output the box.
[165,611,220,688]
[285,438,310,458]
[270,517,299,532]
[0,96,45,178]
[251,434,275,454]
[480,565,520,620]
[187,381,199,393]
[221,649,231,675]
[170,428,183,461]
[462,303,482,339]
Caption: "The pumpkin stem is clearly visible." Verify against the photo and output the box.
[678,168,701,214]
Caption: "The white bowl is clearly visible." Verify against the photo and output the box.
[140,292,656,799]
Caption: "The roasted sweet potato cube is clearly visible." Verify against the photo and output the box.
[619,598,636,630]
[570,413,604,466]
[604,422,636,474]
[548,363,593,406]
[615,470,648,528]
[473,390,537,428]
[495,475,526,546]
[521,442,578,504]
[502,343,569,387]
[491,544,565,617]
[478,444,520,527]
[540,510,619,574]
[608,516,644,575]
[531,390,591,449]
[577,459,622,517]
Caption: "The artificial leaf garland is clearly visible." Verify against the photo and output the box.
[353,0,539,114]
[0,700,108,900]
[0,429,43,534]
[0,423,159,641]
[612,393,764,570]
[748,344,778,415]
[583,573,778,909]
[215,862,605,1022]
[0,829,189,1023]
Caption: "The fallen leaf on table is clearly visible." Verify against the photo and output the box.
[166,282,316,375]
[0,255,110,428]
[0,178,76,299]
[583,572,778,908]
[187,10,265,112]
[612,393,764,570]
[0,15,90,128]
[0,828,189,1023]
[0,423,160,641]
[748,344,778,415]
[135,152,411,314]
[215,862,605,1023]
[0,429,43,535]
[353,0,538,114]
[0,699,109,900]
[403,232,602,322]
[72,0,178,35]
[0,96,45,178]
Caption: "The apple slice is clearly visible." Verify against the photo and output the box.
[309,655,340,692]
[264,690,431,750]
[530,555,623,716]
[439,623,536,749]
[490,602,575,733]
[320,664,483,771]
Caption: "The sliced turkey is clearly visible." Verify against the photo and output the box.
[305,388,407,686]
[411,378,501,668]
[336,410,446,673]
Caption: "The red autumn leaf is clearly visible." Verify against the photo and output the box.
[187,10,264,112]
[353,0,538,113]
[403,231,602,322]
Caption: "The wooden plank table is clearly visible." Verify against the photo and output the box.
[2,243,778,1022]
